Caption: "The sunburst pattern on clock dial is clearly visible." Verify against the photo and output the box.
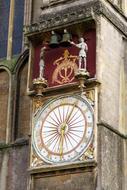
[33,95,94,164]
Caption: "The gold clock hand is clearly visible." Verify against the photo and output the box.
[60,127,64,159]
[59,100,78,159]
[65,101,78,123]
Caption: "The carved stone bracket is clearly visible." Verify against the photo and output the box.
[33,77,48,96]
[75,69,90,93]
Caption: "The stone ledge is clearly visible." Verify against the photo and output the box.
[28,160,97,175]
[98,121,127,139]
[28,78,100,97]
[0,138,29,150]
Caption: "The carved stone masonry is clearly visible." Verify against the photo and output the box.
[25,1,127,37]
[42,0,73,7]
[25,1,99,35]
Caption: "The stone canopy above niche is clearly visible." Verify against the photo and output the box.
[32,0,95,23]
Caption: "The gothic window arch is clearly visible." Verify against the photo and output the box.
[13,53,31,140]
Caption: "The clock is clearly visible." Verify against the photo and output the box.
[33,95,94,164]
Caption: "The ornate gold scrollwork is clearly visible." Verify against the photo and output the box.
[52,50,78,84]
[33,97,44,113]
[31,154,44,167]
[85,90,95,103]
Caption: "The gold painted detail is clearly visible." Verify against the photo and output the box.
[80,143,94,161]
[31,154,44,167]
[52,50,78,84]
[33,77,48,96]
[33,97,44,113]
[83,144,94,160]
[85,90,95,104]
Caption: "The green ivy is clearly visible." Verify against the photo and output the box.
[0,56,18,72]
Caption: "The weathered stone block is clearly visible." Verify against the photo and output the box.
[97,124,124,190]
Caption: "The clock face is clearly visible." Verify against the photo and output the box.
[33,95,94,164]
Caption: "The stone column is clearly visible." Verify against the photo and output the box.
[24,0,32,25]
[7,0,15,60]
